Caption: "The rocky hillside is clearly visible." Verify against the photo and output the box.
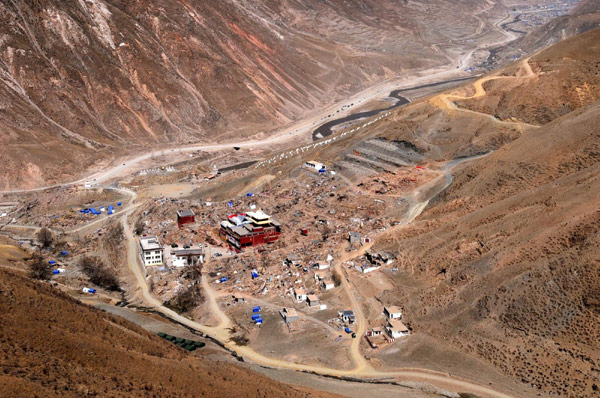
[0,0,506,189]
[0,265,337,397]
[374,28,600,397]
[493,0,600,64]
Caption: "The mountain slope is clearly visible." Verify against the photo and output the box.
[372,29,600,398]
[0,267,337,397]
[0,0,509,189]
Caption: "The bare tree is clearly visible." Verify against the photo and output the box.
[28,254,52,280]
[183,264,203,280]
[37,227,53,248]
[164,284,204,314]
[321,225,331,241]
[134,218,144,235]
[79,256,121,291]
[332,270,342,287]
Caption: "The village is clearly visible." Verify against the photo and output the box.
[0,133,439,368]
[126,158,433,364]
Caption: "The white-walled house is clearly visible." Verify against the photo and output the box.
[383,305,403,320]
[140,237,163,266]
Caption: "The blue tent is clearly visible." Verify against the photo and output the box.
[251,271,259,279]
[52,269,60,275]
[251,314,261,320]
[61,251,68,256]
[49,260,56,265]
[117,202,122,206]
[220,277,228,283]
[252,306,261,313]
[108,205,114,215]
[246,192,254,197]
[255,318,263,325]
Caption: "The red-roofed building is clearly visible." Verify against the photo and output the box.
[219,210,282,251]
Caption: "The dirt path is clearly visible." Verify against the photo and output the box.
[431,58,539,129]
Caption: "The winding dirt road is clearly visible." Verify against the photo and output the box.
[431,58,540,129]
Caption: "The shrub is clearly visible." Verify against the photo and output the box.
[79,256,121,291]
[28,254,52,280]
[134,218,144,235]
[37,227,53,248]
[332,270,342,286]
[164,284,204,314]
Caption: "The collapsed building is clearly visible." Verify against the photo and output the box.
[219,210,282,251]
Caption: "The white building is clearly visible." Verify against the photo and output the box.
[355,263,379,274]
[304,161,325,172]
[170,246,204,267]
[385,319,409,339]
[294,287,307,302]
[383,305,403,320]
[140,237,163,266]
[322,279,335,290]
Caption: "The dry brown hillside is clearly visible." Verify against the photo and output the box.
[0,266,337,397]
[0,0,504,189]
[457,28,600,125]
[370,30,600,398]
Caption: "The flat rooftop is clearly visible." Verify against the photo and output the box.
[388,319,408,332]
[173,248,203,256]
[385,305,402,314]
[177,209,195,217]
[284,308,298,317]
[140,237,161,251]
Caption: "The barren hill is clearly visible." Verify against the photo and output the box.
[0,0,517,189]
[0,266,337,398]
[369,28,600,397]
[491,0,600,65]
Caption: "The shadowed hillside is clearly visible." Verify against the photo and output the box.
[0,266,337,397]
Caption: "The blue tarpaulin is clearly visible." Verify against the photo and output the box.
[116,202,122,206]
[246,192,254,197]
[252,306,261,313]
[52,269,60,275]
[252,314,261,320]
[251,271,259,279]
[49,260,56,265]
[220,277,228,283]
[61,251,68,256]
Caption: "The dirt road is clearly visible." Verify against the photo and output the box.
[431,58,540,129]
